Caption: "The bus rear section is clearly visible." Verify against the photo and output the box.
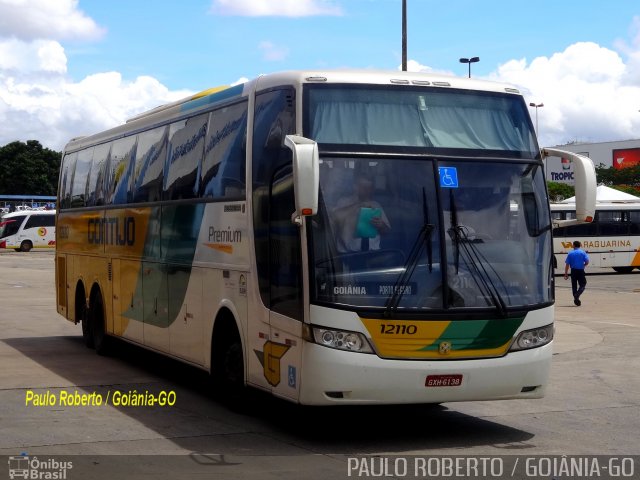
[0,210,56,252]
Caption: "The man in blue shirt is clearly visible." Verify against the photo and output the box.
[564,241,589,306]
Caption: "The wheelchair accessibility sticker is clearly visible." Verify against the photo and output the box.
[438,167,459,188]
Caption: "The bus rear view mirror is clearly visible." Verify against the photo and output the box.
[542,148,597,228]
[284,135,319,225]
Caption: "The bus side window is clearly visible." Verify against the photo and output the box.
[59,152,78,209]
[200,102,248,200]
[252,88,296,308]
[164,114,207,201]
[630,211,640,235]
[87,143,111,207]
[106,136,137,205]
[598,211,629,235]
[133,126,168,203]
[24,214,53,230]
[70,148,94,208]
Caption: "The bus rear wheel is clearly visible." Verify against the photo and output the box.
[80,302,93,348]
[90,291,110,355]
[19,240,32,252]
[612,267,634,274]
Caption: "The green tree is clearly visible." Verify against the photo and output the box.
[546,181,575,202]
[595,163,640,187]
[0,140,61,195]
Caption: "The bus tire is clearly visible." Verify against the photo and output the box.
[90,290,110,355]
[612,267,633,274]
[77,288,93,348]
[19,240,32,252]
[211,316,245,403]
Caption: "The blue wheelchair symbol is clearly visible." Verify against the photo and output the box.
[288,366,296,388]
[438,167,459,188]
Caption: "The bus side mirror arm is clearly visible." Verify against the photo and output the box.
[285,135,320,226]
[542,148,597,225]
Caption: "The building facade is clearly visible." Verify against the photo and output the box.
[545,139,640,185]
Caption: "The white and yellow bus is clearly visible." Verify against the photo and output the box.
[551,202,640,273]
[56,70,596,405]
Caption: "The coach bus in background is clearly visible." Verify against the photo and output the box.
[55,70,596,405]
[551,202,640,273]
[0,210,56,252]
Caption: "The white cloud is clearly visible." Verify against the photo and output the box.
[0,0,105,41]
[0,39,67,73]
[489,41,640,146]
[259,41,289,61]
[231,77,249,86]
[401,59,455,76]
[210,0,342,17]
[0,42,191,150]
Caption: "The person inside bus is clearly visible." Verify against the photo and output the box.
[332,172,391,253]
[564,240,589,306]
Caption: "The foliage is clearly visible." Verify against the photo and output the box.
[546,181,575,202]
[0,141,61,196]
[595,163,640,187]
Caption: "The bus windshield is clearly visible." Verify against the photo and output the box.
[305,85,538,157]
[0,217,23,239]
[310,158,552,311]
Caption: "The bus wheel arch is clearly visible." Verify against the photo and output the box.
[19,240,33,252]
[89,283,110,355]
[75,281,92,348]
[210,308,245,395]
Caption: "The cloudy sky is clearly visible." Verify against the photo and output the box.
[1,0,640,150]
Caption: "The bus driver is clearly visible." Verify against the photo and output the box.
[332,173,390,253]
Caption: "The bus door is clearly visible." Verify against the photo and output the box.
[266,166,304,401]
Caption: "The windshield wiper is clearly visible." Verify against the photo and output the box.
[448,191,509,317]
[384,188,434,315]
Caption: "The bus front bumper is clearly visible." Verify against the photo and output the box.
[298,341,551,405]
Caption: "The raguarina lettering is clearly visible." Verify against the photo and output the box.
[88,217,135,246]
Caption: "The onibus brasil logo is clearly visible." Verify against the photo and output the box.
[8,454,72,479]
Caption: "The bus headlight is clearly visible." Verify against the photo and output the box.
[307,325,374,354]
[510,324,554,351]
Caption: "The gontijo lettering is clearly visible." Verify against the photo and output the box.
[87,217,135,245]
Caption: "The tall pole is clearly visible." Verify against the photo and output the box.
[402,0,407,71]
[459,57,480,78]
[529,102,544,135]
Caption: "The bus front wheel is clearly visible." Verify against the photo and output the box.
[612,267,634,274]
[19,240,32,252]
[211,318,245,402]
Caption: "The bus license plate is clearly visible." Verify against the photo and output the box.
[425,374,463,387]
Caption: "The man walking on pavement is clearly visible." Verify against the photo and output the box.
[564,240,589,306]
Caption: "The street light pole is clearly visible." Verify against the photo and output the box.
[529,102,544,135]
[402,0,407,71]
[459,56,480,78]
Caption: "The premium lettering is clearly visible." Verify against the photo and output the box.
[208,226,242,243]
